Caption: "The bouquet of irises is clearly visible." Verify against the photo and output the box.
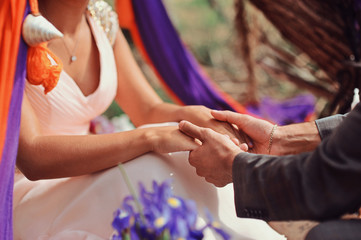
[111,178,230,240]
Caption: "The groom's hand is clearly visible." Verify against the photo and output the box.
[211,110,275,154]
[179,120,244,187]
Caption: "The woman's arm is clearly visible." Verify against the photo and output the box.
[112,30,247,142]
[17,95,198,180]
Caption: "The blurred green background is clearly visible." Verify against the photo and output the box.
[104,0,323,119]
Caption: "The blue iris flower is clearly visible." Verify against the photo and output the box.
[204,208,231,240]
[111,209,130,240]
[112,180,230,240]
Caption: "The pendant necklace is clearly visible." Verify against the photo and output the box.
[62,26,81,63]
[40,5,82,64]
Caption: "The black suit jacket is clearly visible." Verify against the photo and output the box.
[232,103,360,222]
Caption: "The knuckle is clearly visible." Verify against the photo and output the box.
[205,177,216,185]
[200,127,208,134]
[216,183,226,187]
[195,169,204,177]
[188,156,196,165]
[188,159,196,167]
[201,128,213,136]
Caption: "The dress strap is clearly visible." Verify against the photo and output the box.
[87,0,119,46]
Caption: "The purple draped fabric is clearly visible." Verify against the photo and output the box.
[0,6,28,239]
[246,94,315,125]
[131,0,236,111]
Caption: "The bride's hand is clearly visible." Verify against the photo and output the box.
[146,126,199,153]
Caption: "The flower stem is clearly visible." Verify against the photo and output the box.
[118,163,145,223]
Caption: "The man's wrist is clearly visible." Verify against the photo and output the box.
[267,124,278,154]
[269,125,284,155]
[315,114,345,139]
[272,121,321,155]
[226,148,243,178]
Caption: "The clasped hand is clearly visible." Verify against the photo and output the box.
[179,110,276,187]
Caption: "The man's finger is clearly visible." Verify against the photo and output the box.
[212,111,255,147]
[231,137,240,145]
[205,176,226,187]
[211,110,249,127]
[239,143,248,151]
[179,120,204,141]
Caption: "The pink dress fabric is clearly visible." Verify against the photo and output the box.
[13,14,285,240]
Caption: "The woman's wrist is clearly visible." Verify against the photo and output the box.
[175,105,212,124]
[133,128,155,153]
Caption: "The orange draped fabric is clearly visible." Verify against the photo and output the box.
[0,0,27,164]
[29,0,39,14]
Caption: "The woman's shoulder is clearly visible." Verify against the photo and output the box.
[87,0,118,46]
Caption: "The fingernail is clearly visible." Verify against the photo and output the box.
[240,143,248,151]
[178,121,185,128]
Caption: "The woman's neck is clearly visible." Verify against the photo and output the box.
[38,0,89,35]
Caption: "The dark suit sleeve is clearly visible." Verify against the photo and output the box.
[315,114,346,139]
[233,103,361,221]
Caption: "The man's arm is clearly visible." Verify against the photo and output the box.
[233,104,361,221]
[273,121,320,155]
[315,114,346,139]
[212,111,346,155]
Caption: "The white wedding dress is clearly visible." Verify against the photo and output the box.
[13,13,285,240]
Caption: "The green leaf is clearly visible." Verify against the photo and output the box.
[157,229,171,240]
[122,231,131,240]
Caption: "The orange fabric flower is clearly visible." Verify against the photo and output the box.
[26,43,63,94]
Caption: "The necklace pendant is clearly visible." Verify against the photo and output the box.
[71,55,77,62]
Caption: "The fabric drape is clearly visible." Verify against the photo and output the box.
[116,0,246,112]
[0,0,28,238]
